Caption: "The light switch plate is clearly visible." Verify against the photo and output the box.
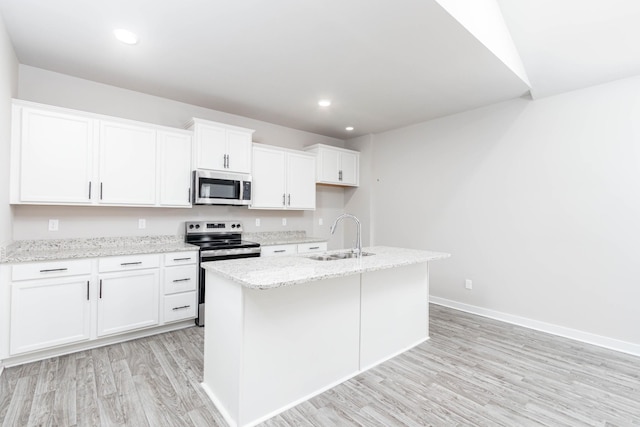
[48,219,59,231]
[138,219,146,229]
[255,218,261,227]
[282,218,287,226]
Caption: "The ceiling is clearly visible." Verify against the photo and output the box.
[0,1,637,139]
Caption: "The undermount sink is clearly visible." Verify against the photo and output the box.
[308,251,375,261]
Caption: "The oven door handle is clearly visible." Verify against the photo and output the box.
[200,247,261,258]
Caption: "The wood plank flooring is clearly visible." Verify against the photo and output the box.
[1,304,639,426]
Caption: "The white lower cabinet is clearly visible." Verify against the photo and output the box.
[162,251,198,324]
[4,250,198,361]
[97,269,160,337]
[10,276,91,355]
[261,242,327,257]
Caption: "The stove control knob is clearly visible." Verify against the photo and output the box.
[236,223,241,228]
[195,224,200,229]
[231,224,236,228]
[188,224,194,229]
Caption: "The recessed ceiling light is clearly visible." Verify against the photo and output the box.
[114,28,139,45]
[345,126,354,131]
[318,99,331,107]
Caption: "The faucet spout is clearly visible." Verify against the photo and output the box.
[329,213,362,257]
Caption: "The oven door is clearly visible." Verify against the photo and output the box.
[196,249,261,326]
[193,170,252,206]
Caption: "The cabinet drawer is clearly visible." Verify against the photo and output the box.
[163,292,197,323]
[164,251,198,266]
[99,254,160,273]
[164,265,197,295]
[12,259,92,281]
[297,242,327,254]
[261,244,297,257]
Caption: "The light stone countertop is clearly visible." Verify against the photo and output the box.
[202,246,450,290]
[243,230,326,246]
[1,236,199,264]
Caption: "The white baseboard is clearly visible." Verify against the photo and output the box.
[430,296,640,357]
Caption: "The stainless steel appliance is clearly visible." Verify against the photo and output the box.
[192,169,252,206]
[185,220,260,326]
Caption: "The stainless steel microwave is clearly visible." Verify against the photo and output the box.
[192,170,252,206]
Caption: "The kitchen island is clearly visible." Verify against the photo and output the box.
[201,246,450,427]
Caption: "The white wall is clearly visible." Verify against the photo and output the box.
[344,134,374,248]
[370,76,640,346]
[14,66,348,247]
[0,15,18,246]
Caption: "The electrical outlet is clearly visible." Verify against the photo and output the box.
[465,279,473,290]
[319,218,323,226]
[138,219,146,229]
[282,218,287,226]
[255,218,261,227]
[48,219,59,231]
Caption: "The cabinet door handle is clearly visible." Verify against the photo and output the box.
[274,249,286,253]
[88,181,92,199]
[173,257,191,262]
[172,305,191,311]
[287,194,291,206]
[339,170,343,181]
[172,278,191,283]
[99,279,103,299]
[309,246,320,250]
[187,188,191,203]
[39,268,68,273]
[120,261,143,266]
[282,193,286,206]
[100,182,103,200]
[86,281,90,301]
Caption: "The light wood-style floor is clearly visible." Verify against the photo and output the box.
[1,304,639,426]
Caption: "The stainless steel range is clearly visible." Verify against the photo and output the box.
[185,220,261,326]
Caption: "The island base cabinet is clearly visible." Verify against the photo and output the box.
[203,272,361,427]
[359,263,429,370]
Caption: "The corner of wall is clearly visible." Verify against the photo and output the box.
[0,12,19,246]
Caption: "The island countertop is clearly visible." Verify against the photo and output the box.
[202,246,450,290]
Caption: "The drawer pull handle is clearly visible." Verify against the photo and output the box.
[173,257,191,261]
[172,305,191,311]
[87,281,90,301]
[172,278,191,283]
[309,246,320,250]
[274,250,286,253]
[120,262,143,266]
[39,268,68,273]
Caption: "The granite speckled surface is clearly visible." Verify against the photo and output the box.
[243,230,326,246]
[202,246,450,290]
[1,236,198,263]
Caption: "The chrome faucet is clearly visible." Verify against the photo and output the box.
[330,213,362,257]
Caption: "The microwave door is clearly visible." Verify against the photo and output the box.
[197,177,241,205]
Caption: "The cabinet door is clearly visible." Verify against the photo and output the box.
[10,277,91,355]
[317,148,340,183]
[287,153,316,210]
[339,151,359,186]
[251,146,287,209]
[195,124,226,170]
[97,270,159,337]
[19,108,94,204]
[99,121,157,205]
[158,130,192,207]
[226,129,252,173]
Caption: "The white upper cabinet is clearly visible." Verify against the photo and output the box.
[304,144,360,187]
[157,130,193,207]
[250,144,316,210]
[99,121,157,205]
[15,106,94,204]
[188,118,254,174]
[10,100,193,208]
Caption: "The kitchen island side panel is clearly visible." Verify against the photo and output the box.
[240,275,361,426]
[202,272,244,425]
[360,262,429,370]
